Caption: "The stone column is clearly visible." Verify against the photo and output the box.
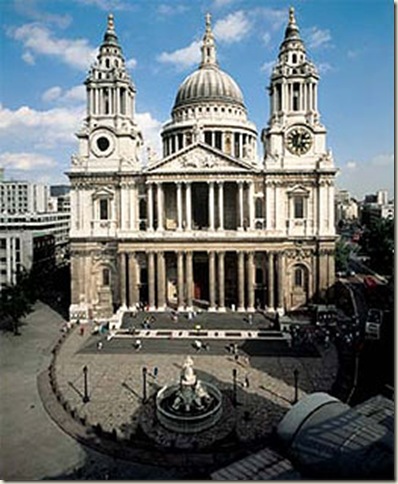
[238,181,244,230]
[248,182,255,230]
[276,252,284,314]
[208,181,215,230]
[218,251,226,312]
[147,183,154,231]
[186,182,192,231]
[148,251,156,311]
[208,251,216,311]
[177,182,183,231]
[218,181,224,230]
[247,251,255,312]
[238,251,245,312]
[177,251,184,311]
[156,183,164,231]
[128,252,139,309]
[119,252,127,307]
[267,252,275,311]
[185,251,193,311]
[156,251,166,311]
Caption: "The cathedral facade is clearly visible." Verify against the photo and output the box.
[68,10,336,321]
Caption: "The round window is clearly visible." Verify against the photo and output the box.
[97,137,110,152]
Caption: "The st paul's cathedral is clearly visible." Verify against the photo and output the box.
[68,9,337,321]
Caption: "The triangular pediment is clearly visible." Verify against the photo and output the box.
[146,142,256,174]
[92,186,114,199]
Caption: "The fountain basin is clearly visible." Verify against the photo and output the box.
[156,382,222,434]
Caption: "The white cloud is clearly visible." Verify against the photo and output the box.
[213,0,239,8]
[10,23,97,70]
[0,152,56,170]
[157,40,201,70]
[157,4,188,16]
[305,27,332,49]
[41,85,86,104]
[260,60,275,76]
[136,112,162,154]
[13,0,72,28]
[22,50,35,65]
[0,103,84,148]
[214,10,251,43]
[318,62,333,74]
[262,32,271,46]
[125,57,137,69]
[76,0,131,11]
[42,86,63,102]
[252,7,286,31]
[337,153,394,199]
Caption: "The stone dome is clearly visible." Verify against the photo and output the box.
[173,64,245,110]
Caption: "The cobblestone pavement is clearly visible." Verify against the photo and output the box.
[54,314,338,453]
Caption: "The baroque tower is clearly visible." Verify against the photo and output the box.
[261,7,336,307]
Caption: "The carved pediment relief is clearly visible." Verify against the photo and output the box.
[147,143,254,174]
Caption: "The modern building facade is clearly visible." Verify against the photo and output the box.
[68,10,336,321]
[0,212,70,289]
[0,180,49,214]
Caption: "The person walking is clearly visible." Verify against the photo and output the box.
[153,366,158,378]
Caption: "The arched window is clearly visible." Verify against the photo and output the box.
[103,268,110,286]
[294,267,303,287]
[292,53,297,64]
[105,58,110,68]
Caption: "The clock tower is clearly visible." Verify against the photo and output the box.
[262,7,332,172]
[261,7,337,306]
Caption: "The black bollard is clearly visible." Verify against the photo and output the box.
[83,365,90,403]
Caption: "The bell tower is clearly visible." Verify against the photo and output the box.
[262,7,332,171]
[73,13,143,173]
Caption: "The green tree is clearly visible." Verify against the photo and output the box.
[360,218,394,276]
[335,239,351,272]
[0,269,37,334]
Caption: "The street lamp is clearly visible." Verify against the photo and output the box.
[293,368,299,404]
[142,366,148,403]
[82,365,90,403]
[232,368,238,406]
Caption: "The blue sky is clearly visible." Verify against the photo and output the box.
[0,0,394,200]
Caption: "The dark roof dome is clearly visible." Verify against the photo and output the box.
[172,13,245,112]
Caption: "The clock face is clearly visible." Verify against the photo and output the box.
[286,128,312,155]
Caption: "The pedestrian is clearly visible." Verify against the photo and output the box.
[194,339,202,351]
[248,314,253,325]
[204,342,210,351]
[135,339,142,351]
[97,341,103,350]
[153,366,158,378]
[80,325,85,336]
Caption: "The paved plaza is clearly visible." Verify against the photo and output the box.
[52,310,338,465]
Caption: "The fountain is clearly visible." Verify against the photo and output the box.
[155,356,223,434]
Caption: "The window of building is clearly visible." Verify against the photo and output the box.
[255,198,263,218]
[293,82,300,111]
[99,199,109,220]
[255,268,263,284]
[294,267,303,287]
[294,196,304,219]
[215,131,222,150]
[102,268,110,286]
[204,131,212,146]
